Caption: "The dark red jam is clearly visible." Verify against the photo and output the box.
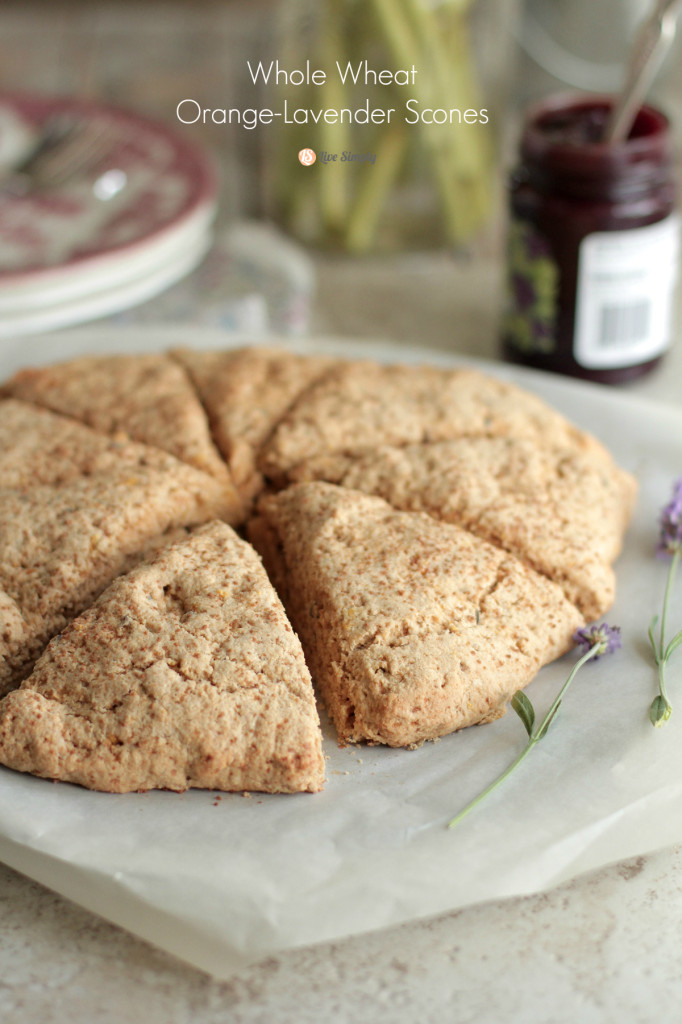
[502,94,678,383]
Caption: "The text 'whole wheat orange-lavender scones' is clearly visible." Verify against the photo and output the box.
[0,522,325,793]
[249,482,584,748]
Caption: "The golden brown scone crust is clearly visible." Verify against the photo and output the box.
[0,396,243,523]
[172,346,337,501]
[290,436,637,620]
[0,408,241,695]
[0,522,324,793]
[249,483,585,748]
[258,360,610,483]
[1,353,238,489]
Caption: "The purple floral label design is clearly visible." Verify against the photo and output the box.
[503,218,558,354]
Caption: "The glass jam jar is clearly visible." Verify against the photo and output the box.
[502,94,679,383]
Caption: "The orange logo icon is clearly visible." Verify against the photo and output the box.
[298,148,316,166]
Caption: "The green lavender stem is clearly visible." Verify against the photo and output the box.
[649,547,681,725]
[448,644,601,828]
[661,548,679,653]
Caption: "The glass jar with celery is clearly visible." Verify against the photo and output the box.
[260,0,496,253]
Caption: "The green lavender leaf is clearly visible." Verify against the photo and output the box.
[511,690,535,737]
[663,629,682,662]
[648,614,660,662]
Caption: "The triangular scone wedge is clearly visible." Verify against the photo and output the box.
[0,523,324,793]
[290,437,637,621]
[0,417,241,696]
[0,352,238,489]
[258,361,611,483]
[0,397,243,524]
[172,346,337,501]
[248,483,584,748]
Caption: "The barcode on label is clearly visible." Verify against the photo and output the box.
[597,300,651,348]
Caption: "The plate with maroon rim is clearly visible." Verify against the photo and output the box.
[0,93,218,296]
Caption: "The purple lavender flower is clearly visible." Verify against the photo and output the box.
[574,622,622,659]
[658,478,682,556]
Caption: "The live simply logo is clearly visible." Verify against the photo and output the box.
[298,148,376,165]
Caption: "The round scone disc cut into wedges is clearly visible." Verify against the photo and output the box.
[290,435,637,621]
[0,522,324,793]
[0,352,243,520]
[248,482,585,748]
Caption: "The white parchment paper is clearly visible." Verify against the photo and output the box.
[1,327,681,979]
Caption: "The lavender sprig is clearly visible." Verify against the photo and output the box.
[649,479,682,726]
[448,623,621,828]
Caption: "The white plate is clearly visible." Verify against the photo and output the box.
[0,202,216,314]
[0,237,212,335]
[0,327,681,979]
[0,229,212,336]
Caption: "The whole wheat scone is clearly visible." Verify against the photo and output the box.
[0,522,325,793]
[258,360,611,483]
[0,352,238,490]
[290,436,637,620]
[172,346,337,502]
[248,483,584,747]
[0,397,244,524]
[0,429,240,696]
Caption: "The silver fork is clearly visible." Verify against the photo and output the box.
[0,114,119,196]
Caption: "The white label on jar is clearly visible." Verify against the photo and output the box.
[573,214,680,369]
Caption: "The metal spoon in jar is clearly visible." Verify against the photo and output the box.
[605,0,682,143]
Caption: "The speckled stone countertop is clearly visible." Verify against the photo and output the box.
[3,847,682,1023]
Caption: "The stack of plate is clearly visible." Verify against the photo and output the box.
[0,94,218,336]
